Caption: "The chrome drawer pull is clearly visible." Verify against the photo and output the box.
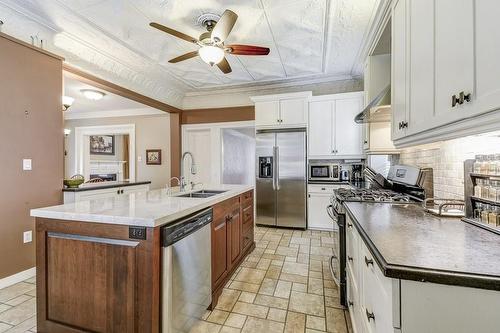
[347,223,353,228]
[347,256,353,262]
[364,256,374,267]
[366,309,375,321]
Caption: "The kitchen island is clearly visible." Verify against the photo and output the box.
[31,184,254,333]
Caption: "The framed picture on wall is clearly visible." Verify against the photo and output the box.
[89,135,115,155]
[146,149,162,165]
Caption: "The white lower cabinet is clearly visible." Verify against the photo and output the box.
[63,184,150,203]
[307,184,351,230]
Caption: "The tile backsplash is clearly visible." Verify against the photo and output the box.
[399,133,500,200]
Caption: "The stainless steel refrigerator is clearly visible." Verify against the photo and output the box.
[256,129,307,228]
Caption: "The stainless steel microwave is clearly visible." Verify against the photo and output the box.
[309,163,340,182]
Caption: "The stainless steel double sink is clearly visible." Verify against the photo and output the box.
[176,190,227,198]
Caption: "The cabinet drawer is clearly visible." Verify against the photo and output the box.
[241,190,253,205]
[361,242,393,333]
[242,204,253,223]
[346,216,359,290]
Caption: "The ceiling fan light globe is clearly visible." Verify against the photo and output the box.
[199,46,224,65]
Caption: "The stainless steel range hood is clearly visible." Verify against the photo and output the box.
[354,85,391,124]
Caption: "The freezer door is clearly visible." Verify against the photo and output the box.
[256,132,276,226]
[276,131,307,228]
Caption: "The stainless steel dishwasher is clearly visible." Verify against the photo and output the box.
[161,208,212,333]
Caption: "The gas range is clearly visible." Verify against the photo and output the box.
[332,188,415,212]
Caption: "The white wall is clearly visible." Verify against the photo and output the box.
[65,114,171,189]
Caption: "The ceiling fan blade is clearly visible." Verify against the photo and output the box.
[226,44,270,56]
[168,51,199,63]
[217,57,232,74]
[211,9,238,43]
[150,22,198,44]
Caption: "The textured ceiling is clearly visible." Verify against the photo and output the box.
[0,0,378,107]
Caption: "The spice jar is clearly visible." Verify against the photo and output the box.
[474,155,483,174]
[489,180,499,201]
[489,154,497,175]
[474,203,483,220]
[482,179,491,199]
[481,204,491,223]
[489,206,499,226]
[474,179,483,198]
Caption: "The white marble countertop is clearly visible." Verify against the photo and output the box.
[31,184,253,227]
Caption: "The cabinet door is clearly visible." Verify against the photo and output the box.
[474,1,500,117]
[391,0,408,140]
[122,185,149,195]
[228,209,242,269]
[407,0,435,135]
[307,193,333,231]
[433,0,474,125]
[211,215,228,288]
[255,101,280,127]
[308,100,333,157]
[280,98,307,126]
[76,187,121,201]
[334,98,364,157]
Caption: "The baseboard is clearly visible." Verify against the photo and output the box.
[0,267,36,289]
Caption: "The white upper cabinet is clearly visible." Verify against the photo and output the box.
[309,100,334,157]
[335,98,364,156]
[255,100,279,127]
[308,92,365,159]
[252,92,311,129]
[392,0,500,146]
[391,0,408,141]
[280,98,308,126]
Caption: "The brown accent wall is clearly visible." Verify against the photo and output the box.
[180,106,255,124]
[169,113,181,183]
[0,33,64,279]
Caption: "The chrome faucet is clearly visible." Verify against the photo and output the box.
[180,151,197,191]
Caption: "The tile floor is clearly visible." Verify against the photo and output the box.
[0,226,350,333]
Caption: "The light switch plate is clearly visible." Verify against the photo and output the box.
[23,230,32,243]
[22,159,32,171]
[138,156,142,162]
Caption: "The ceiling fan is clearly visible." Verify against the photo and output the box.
[150,9,270,74]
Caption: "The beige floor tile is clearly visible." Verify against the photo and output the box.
[220,326,241,333]
[0,322,12,333]
[309,260,323,272]
[284,311,306,333]
[325,307,347,333]
[256,258,272,271]
[266,266,282,279]
[2,315,36,333]
[306,329,326,333]
[242,317,285,333]
[344,310,353,333]
[232,302,269,319]
[253,294,288,310]
[0,304,12,314]
[290,237,310,245]
[308,278,324,296]
[307,315,326,331]
[274,280,292,299]
[324,296,342,308]
[228,281,261,293]
[282,262,309,277]
[207,309,230,325]
[289,292,325,317]
[216,289,241,311]
[235,268,266,285]
[0,298,36,326]
[275,246,298,257]
[23,277,36,285]
[292,282,307,293]
[225,313,247,329]
[0,283,35,303]
[238,292,256,303]
[189,320,222,333]
[259,278,278,295]
[4,295,32,307]
[267,308,287,322]
[279,273,308,284]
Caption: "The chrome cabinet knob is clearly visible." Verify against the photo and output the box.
[366,309,375,321]
[364,256,374,267]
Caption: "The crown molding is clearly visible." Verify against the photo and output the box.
[64,107,166,120]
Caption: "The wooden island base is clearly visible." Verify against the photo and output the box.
[35,190,254,333]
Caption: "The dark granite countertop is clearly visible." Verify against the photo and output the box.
[344,202,500,291]
[63,181,151,192]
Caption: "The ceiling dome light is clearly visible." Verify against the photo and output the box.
[198,46,225,66]
[81,89,106,101]
[62,95,74,111]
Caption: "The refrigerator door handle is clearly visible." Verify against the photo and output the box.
[275,146,280,191]
[272,146,277,191]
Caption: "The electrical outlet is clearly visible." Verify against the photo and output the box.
[138,155,142,162]
[23,159,32,171]
[23,230,32,243]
